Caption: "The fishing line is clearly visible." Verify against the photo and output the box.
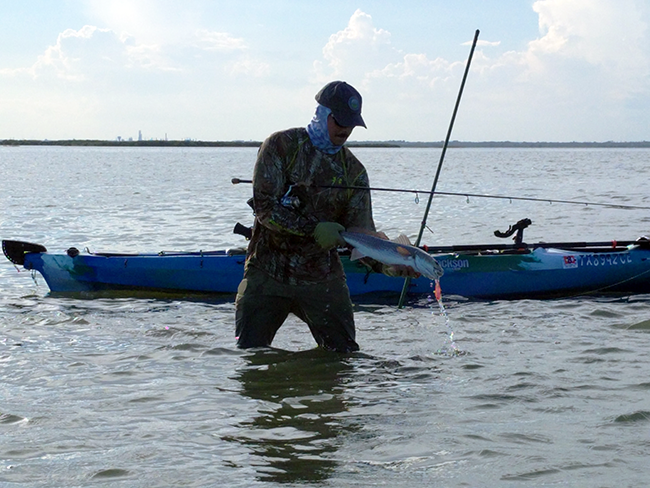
[231,179,650,210]
[564,266,650,299]
[328,185,650,210]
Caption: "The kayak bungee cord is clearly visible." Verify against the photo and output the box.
[232,179,650,211]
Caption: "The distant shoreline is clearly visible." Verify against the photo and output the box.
[2,139,650,148]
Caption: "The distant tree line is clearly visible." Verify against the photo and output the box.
[0,139,262,147]
[2,139,650,148]
[379,140,650,148]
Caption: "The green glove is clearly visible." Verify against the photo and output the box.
[313,222,345,249]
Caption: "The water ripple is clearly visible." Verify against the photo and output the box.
[3,147,650,486]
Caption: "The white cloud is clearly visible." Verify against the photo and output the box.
[0,25,177,82]
[227,56,270,78]
[465,0,650,141]
[313,10,484,107]
[311,10,480,139]
[1,20,265,86]
[532,0,646,63]
[309,3,650,141]
[193,29,247,52]
[368,53,456,91]
[314,9,398,83]
[473,40,501,48]
[0,19,265,139]
[527,0,650,97]
[2,2,650,141]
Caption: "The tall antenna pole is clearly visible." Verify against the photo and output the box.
[398,29,480,308]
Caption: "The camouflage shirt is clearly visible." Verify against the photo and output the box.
[246,127,376,285]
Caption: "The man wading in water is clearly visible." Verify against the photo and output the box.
[235,81,417,352]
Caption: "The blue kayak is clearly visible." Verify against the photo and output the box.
[4,237,650,299]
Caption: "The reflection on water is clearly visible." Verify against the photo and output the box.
[229,348,356,484]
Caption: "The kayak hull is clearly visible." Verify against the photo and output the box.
[15,245,650,300]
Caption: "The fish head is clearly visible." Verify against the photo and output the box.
[414,251,444,280]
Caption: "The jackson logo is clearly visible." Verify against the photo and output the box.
[348,96,360,111]
[563,255,578,269]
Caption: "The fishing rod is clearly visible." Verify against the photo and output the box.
[400,29,480,307]
[231,179,650,210]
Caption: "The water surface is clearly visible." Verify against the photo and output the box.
[2,146,650,487]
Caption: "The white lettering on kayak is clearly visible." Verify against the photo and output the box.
[439,259,470,270]
[568,253,634,268]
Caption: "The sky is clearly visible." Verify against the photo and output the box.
[0,0,649,142]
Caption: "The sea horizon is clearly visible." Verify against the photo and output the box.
[3,138,650,148]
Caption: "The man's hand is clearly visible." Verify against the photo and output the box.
[382,264,421,278]
[313,222,345,249]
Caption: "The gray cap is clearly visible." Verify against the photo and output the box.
[315,81,366,128]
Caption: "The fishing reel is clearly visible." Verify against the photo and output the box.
[280,184,309,210]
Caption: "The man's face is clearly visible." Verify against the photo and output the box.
[327,114,354,146]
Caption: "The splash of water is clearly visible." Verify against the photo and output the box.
[430,279,463,357]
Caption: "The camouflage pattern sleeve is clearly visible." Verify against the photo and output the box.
[339,149,376,232]
[252,132,319,237]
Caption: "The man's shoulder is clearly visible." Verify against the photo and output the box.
[259,128,311,159]
[265,127,309,146]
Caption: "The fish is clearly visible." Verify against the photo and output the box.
[340,231,444,280]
